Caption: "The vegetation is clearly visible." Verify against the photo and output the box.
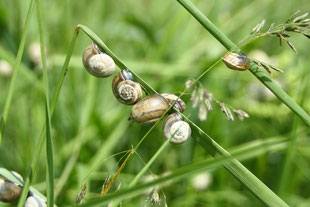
[0,0,310,206]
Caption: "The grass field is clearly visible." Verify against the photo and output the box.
[1,0,310,206]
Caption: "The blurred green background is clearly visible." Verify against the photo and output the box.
[1,0,310,206]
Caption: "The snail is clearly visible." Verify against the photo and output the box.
[25,194,47,207]
[0,175,23,202]
[161,93,186,113]
[222,51,250,71]
[112,70,143,105]
[162,113,191,144]
[82,42,115,77]
[130,94,170,125]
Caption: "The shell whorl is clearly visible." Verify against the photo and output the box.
[117,80,142,105]
[112,71,142,105]
[82,43,115,77]
[163,113,191,144]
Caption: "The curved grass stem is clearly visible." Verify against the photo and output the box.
[176,0,310,127]
[78,24,288,207]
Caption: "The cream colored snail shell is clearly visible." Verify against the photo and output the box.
[0,175,23,202]
[161,93,186,113]
[130,94,170,125]
[163,113,191,144]
[112,70,143,105]
[222,52,250,71]
[25,194,47,207]
[82,43,115,77]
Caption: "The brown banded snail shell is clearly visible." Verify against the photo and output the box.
[163,113,191,144]
[112,70,143,105]
[222,52,250,71]
[130,94,170,125]
[0,175,23,202]
[161,93,186,113]
[82,43,115,77]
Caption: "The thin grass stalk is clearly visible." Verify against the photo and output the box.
[77,25,288,206]
[0,0,35,144]
[76,25,157,94]
[17,29,79,207]
[176,0,310,127]
[81,137,288,206]
[182,115,288,207]
[35,0,54,205]
[129,138,171,187]
[109,138,172,207]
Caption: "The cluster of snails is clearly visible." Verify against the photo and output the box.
[0,172,47,206]
[82,43,191,144]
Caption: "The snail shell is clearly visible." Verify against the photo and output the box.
[0,175,23,202]
[163,113,191,144]
[161,93,186,113]
[130,94,170,125]
[82,43,115,77]
[222,52,250,71]
[112,70,143,105]
[25,194,47,207]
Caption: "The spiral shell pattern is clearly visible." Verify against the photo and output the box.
[112,71,142,105]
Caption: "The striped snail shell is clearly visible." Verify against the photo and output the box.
[222,51,250,71]
[161,93,186,113]
[25,194,47,207]
[82,43,115,77]
[112,70,143,105]
[0,175,23,202]
[163,113,191,144]
[130,94,170,125]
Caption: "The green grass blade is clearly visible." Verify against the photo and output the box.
[74,26,288,206]
[183,117,289,207]
[17,28,79,207]
[76,25,157,94]
[35,0,54,205]
[81,137,288,206]
[45,103,54,207]
[0,0,35,144]
[129,139,171,187]
[176,0,310,127]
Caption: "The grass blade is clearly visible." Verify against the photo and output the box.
[0,0,35,144]
[17,27,79,207]
[183,117,289,207]
[81,137,288,206]
[75,25,288,206]
[129,139,171,187]
[78,25,288,207]
[176,0,310,127]
[45,103,54,207]
[35,0,54,205]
